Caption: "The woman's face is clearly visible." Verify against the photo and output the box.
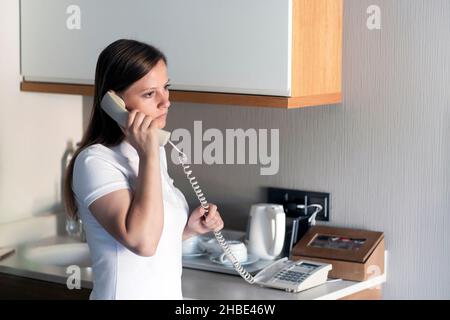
[119,59,171,129]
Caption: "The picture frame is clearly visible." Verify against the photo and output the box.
[292,226,384,263]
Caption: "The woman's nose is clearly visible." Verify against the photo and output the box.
[158,89,170,109]
[161,100,170,109]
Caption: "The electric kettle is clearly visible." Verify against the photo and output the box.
[246,203,286,260]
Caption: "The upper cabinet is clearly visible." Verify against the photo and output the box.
[20,0,343,109]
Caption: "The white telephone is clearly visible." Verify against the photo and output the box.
[100,90,171,146]
[253,258,332,293]
[100,90,332,293]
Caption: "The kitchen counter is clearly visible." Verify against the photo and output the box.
[0,236,94,290]
[182,268,385,300]
[0,236,386,300]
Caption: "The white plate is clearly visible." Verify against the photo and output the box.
[182,250,207,258]
[209,253,259,267]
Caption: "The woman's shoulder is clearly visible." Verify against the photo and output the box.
[77,143,114,160]
[75,143,124,171]
[72,143,131,208]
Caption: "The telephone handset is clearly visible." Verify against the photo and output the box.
[100,90,171,146]
[100,91,332,293]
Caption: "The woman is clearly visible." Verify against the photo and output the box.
[63,39,224,300]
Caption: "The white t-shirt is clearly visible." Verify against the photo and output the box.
[72,140,189,300]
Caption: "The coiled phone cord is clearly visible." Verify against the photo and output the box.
[168,141,255,284]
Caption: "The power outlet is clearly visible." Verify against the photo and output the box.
[267,187,330,221]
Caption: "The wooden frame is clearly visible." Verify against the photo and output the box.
[292,226,384,263]
[291,0,343,98]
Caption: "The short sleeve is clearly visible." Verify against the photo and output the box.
[73,150,130,208]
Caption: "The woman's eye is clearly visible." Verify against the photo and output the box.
[143,84,170,98]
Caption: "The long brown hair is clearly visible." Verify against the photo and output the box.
[63,39,167,219]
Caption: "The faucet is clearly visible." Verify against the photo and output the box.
[65,217,86,242]
[62,140,86,242]
[79,219,86,242]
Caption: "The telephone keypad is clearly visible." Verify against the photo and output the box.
[256,259,332,293]
[274,270,309,283]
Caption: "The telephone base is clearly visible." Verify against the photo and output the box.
[254,258,332,293]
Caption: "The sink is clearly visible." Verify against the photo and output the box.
[23,243,92,268]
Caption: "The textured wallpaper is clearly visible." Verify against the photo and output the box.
[165,0,450,299]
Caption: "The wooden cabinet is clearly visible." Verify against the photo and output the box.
[20,0,342,109]
[0,272,91,300]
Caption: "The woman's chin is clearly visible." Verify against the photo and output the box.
[157,119,167,129]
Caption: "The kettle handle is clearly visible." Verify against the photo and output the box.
[268,207,286,257]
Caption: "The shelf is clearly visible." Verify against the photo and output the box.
[20,81,341,109]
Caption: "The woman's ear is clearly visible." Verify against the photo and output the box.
[115,90,130,111]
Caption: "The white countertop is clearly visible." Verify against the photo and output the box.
[0,236,386,300]
[182,268,385,300]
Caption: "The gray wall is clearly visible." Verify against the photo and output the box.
[164,0,450,299]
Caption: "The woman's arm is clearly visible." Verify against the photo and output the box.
[182,204,224,240]
[125,149,164,254]
[88,110,164,257]
[182,227,198,241]
[89,148,163,257]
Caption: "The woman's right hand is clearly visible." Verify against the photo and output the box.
[122,110,160,158]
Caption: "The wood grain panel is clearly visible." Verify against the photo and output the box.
[20,81,340,109]
[20,81,94,96]
[291,0,343,97]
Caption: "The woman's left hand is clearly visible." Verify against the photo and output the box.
[184,204,224,238]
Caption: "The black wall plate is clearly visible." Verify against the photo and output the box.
[267,187,330,221]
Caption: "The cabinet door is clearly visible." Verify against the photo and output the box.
[0,272,91,299]
[21,0,292,96]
